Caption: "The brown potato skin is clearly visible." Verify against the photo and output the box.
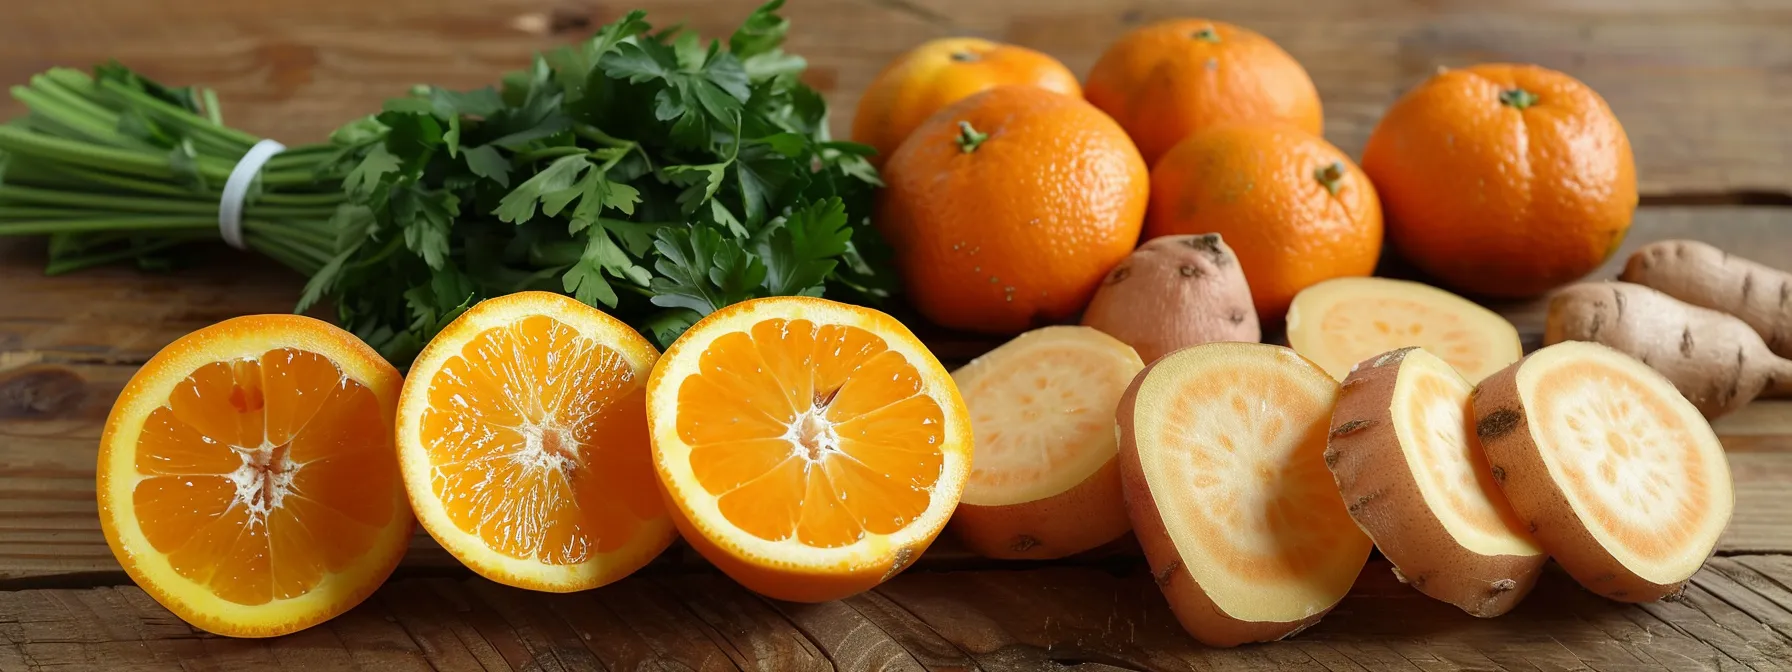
[951,457,1131,560]
[1116,357,1330,647]
[1622,239,1792,358]
[1472,349,1693,603]
[1082,234,1261,364]
[1544,281,1792,419]
[1326,347,1545,617]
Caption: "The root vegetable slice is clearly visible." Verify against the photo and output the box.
[949,326,1143,559]
[1118,342,1372,646]
[1326,347,1546,617]
[1473,341,1734,602]
[1287,277,1522,383]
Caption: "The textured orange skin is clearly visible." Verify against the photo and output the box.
[1146,124,1382,322]
[1362,64,1637,298]
[878,85,1149,334]
[852,37,1081,168]
[1086,19,1321,166]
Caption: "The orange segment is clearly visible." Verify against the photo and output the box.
[1287,277,1522,382]
[98,316,410,638]
[396,292,674,592]
[648,297,973,603]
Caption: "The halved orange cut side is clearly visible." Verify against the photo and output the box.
[396,292,674,591]
[647,297,973,603]
[1287,277,1522,382]
[97,315,411,637]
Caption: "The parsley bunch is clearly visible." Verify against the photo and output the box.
[315,1,891,361]
[0,1,893,365]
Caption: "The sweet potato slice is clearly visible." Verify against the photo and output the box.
[1117,342,1372,646]
[1287,277,1522,383]
[1473,341,1734,602]
[950,326,1143,559]
[1326,347,1546,617]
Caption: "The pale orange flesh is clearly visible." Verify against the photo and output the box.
[955,327,1141,506]
[1153,367,1357,584]
[134,349,396,606]
[418,315,663,564]
[1320,297,1494,377]
[1529,359,1714,562]
[676,318,947,548]
[1400,367,1534,544]
[1289,278,1520,383]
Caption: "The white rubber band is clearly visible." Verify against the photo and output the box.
[218,139,287,250]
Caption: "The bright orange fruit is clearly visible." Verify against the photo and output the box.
[1362,64,1637,297]
[647,296,973,602]
[97,315,411,637]
[396,291,674,591]
[877,85,1148,334]
[851,37,1082,167]
[1085,19,1323,166]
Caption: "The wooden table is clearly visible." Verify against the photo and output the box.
[3,1,1791,669]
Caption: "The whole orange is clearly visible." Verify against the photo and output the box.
[1362,64,1636,298]
[852,38,1081,167]
[879,85,1148,334]
[1086,19,1321,167]
[1146,124,1382,321]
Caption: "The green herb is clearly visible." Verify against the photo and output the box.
[0,0,893,364]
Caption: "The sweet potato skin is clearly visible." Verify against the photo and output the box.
[1471,347,1693,603]
[1544,281,1792,419]
[1082,233,1260,363]
[950,457,1131,560]
[1115,353,1333,647]
[1326,347,1544,617]
[1621,239,1792,358]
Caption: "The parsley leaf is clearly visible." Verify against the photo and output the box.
[345,144,401,196]
[495,155,589,224]
[758,197,851,295]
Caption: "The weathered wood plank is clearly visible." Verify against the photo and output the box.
[1,0,1789,195]
[6,559,1792,671]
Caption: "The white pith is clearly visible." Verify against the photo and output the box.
[1130,343,1368,623]
[1287,277,1521,383]
[953,326,1142,507]
[1389,349,1541,557]
[1515,342,1734,584]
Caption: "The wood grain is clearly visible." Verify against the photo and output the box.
[5,559,1792,671]
[1,0,1789,195]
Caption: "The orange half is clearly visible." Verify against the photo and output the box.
[395,292,674,591]
[97,315,411,637]
[647,297,973,602]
